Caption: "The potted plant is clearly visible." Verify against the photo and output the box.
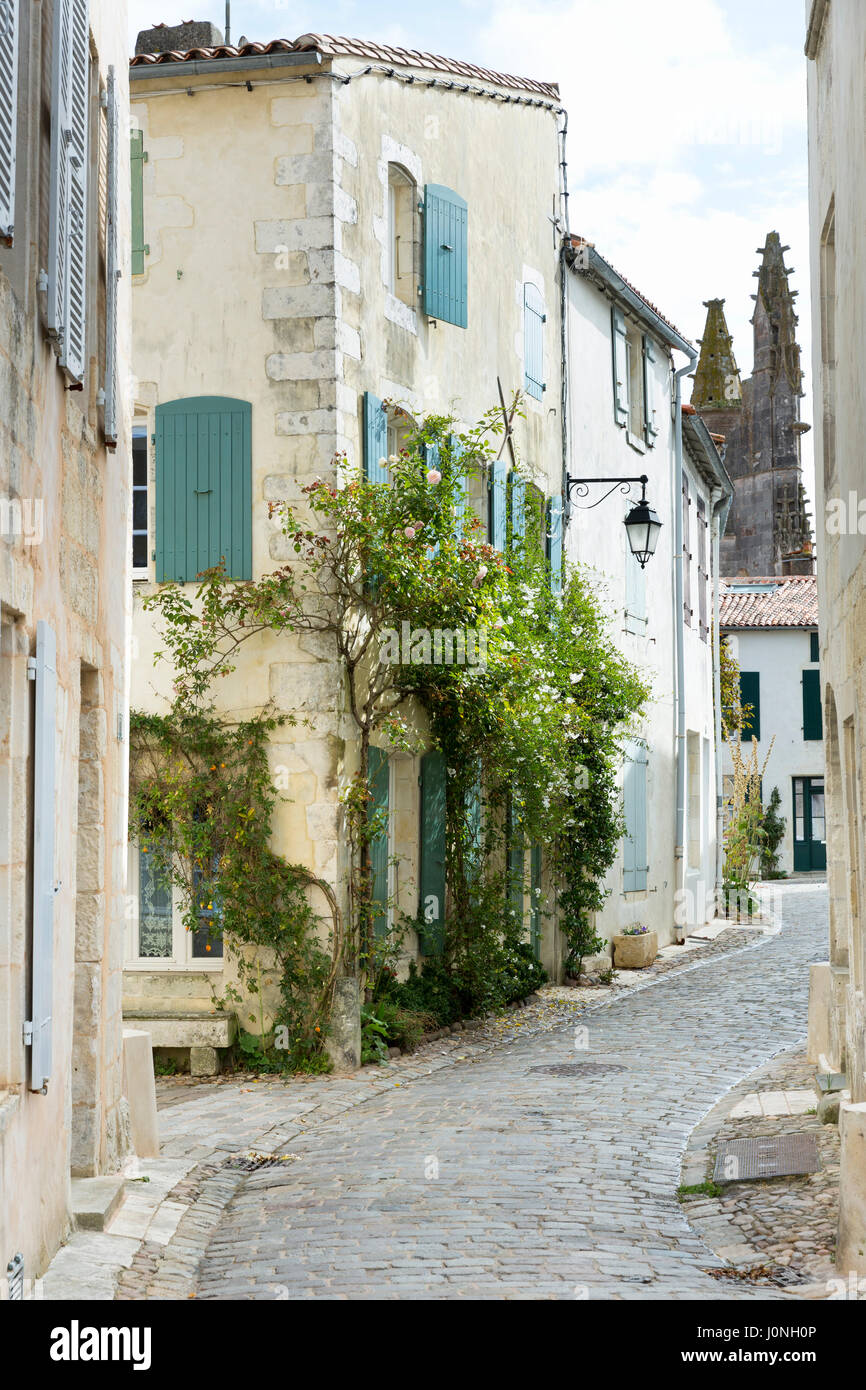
[612,922,658,969]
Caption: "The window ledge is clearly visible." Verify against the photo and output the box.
[626,431,647,454]
[385,293,418,334]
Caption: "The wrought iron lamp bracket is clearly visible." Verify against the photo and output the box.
[565,474,649,510]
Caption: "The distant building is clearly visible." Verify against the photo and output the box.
[720,576,823,876]
[805,0,866,1279]
[691,236,814,578]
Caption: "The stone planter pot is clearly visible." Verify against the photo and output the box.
[612,931,658,969]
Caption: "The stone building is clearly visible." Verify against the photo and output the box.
[691,236,814,578]
[804,0,866,1280]
[125,25,568,1068]
[0,0,132,1287]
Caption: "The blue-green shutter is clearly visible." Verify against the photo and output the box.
[489,459,507,549]
[466,769,482,882]
[130,128,147,276]
[363,391,389,483]
[739,672,761,741]
[529,845,542,959]
[423,184,468,328]
[623,742,648,891]
[546,495,563,594]
[524,283,545,400]
[155,397,252,583]
[419,751,447,955]
[368,747,390,938]
[509,473,526,553]
[425,443,441,558]
[451,435,468,538]
[642,333,659,444]
[611,305,629,427]
[802,669,823,742]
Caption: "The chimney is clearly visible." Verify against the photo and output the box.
[134,20,225,56]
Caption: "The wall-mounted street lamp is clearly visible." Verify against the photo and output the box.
[566,473,662,569]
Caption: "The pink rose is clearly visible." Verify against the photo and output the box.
[426,468,442,485]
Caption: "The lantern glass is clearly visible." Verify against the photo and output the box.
[624,501,662,568]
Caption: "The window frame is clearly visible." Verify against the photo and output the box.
[131,422,149,579]
[126,842,224,972]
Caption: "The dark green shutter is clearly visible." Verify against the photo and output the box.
[363,392,389,483]
[155,397,252,583]
[419,751,447,955]
[423,184,468,327]
[489,459,507,549]
[524,283,545,400]
[802,669,823,741]
[368,747,390,938]
[739,672,761,741]
[546,495,563,595]
[810,632,819,663]
[130,129,147,276]
[623,742,648,891]
[509,473,526,553]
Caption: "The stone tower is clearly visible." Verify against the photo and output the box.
[691,232,813,577]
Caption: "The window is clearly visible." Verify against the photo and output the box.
[682,477,692,625]
[128,842,223,967]
[739,671,761,741]
[423,183,467,328]
[387,163,417,309]
[626,331,644,438]
[623,740,648,891]
[802,669,823,741]
[810,631,819,663]
[132,425,148,575]
[155,397,252,583]
[523,283,545,400]
[612,307,660,447]
[697,495,708,641]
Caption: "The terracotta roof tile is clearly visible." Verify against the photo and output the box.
[130,32,560,99]
[720,575,818,629]
[566,235,690,346]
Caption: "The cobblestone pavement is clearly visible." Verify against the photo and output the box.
[680,1043,842,1298]
[190,883,827,1300]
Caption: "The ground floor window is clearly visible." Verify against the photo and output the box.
[127,843,223,968]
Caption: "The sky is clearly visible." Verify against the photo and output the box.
[128,0,814,502]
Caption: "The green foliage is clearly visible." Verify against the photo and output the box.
[760,786,787,879]
[678,1181,723,1200]
[360,1005,392,1065]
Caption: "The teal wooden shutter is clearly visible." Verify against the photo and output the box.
[28,622,57,1092]
[524,283,545,400]
[363,391,389,483]
[739,672,760,741]
[529,845,542,959]
[155,397,252,583]
[509,473,526,553]
[368,747,390,938]
[623,741,648,892]
[546,495,563,594]
[423,183,468,328]
[802,669,823,741]
[489,459,507,549]
[642,333,659,444]
[611,306,629,427]
[130,127,147,275]
[0,0,21,244]
[425,443,440,558]
[419,751,447,955]
[450,434,468,538]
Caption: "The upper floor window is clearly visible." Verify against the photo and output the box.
[132,425,149,576]
[612,307,661,447]
[524,283,545,400]
[388,163,418,310]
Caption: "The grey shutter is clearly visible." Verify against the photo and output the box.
[642,334,659,444]
[28,622,58,1093]
[611,306,629,427]
[682,476,692,624]
[523,283,545,400]
[103,65,120,447]
[47,0,89,383]
[0,0,20,244]
[623,740,648,892]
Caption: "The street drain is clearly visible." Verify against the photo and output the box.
[713,1134,820,1183]
[223,1151,301,1173]
[527,1062,627,1077]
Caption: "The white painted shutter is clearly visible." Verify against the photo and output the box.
[611,306,629,427]
[642,333,659,443]
[47,0,89,383]
[0,0,20,244]
[28,622,58,1094]
[103,65,120,446]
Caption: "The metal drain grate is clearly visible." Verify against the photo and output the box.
[527,1062,627,1077]
[713,1134,820,1183]
[223,1151,301,1173]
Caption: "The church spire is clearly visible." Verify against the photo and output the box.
[691,298,742,411]
[750,230,802,393]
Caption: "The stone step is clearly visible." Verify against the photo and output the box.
[71,1176,128,1232]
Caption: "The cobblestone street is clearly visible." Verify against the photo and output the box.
[188,883,827,1300]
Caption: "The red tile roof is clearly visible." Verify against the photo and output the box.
[566,235,691,347]
[130,32,561,99]
[720,575,818,629]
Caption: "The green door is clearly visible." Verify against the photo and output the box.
[793,777,827,872]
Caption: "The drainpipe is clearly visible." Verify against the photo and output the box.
[712,483,733,904]
[674,352,698,923]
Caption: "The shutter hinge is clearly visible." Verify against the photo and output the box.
[22,1020,33,1046]
[27,657,36,681]
[96,388,106,406]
